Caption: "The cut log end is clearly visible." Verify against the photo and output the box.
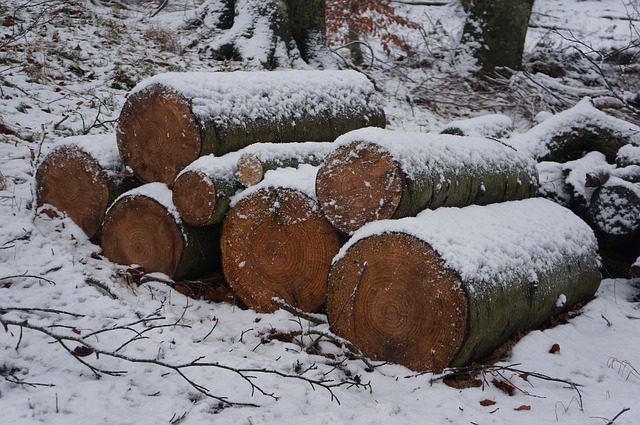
[222,188,341,313]
[327,232,468,372]
[102,195,184,278]
[236,153,264,187]
[316,142,404,235]
[173,170,217,227]
[117,85,203,185]
[36,146,110,238]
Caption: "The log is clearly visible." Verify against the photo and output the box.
[508,98,640,163]
[616,144,640,167]
[315,127,539,235]
[439,113,514,138]
[589,177,640,246]
[101,183,220,280]
[35,134,138,239]
[116,70,386,185]
[221,166,341,313]
[327,198,601,372]
[172,151,243,227]
[235,141,333,187]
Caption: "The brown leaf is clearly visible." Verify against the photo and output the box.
[73,345,93,357]
[72,328,81,335]
[492,379,516,396]
[549,343,561,354]
[479,399,496,406]
[514,405,531,411]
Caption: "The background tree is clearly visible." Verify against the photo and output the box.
[461,0,535,73]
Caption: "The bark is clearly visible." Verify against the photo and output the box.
[286,0,330,66]
[221,187,341,313]
[235,141,333,187]
[315,129,538,235]
[327,199,601,372]
[116,71,385,185]
[461,0,535,72]
[101,184,220,280]
[540,125,634,163]
[35,143,137,240]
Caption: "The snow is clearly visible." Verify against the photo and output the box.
[131,70,383,128]
[440,113,514,138]
[331,127,538,186]
[1,1,640,424]
[335,198,598,288]
[109,182,181,223]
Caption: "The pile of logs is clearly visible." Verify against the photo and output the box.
[37,71,623,373]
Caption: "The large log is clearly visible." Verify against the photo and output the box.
[116,70,386,185]
[327,198,601,372]
[315,127,538,235]
[221,165,341,313]
[35,134,138,239]
[508,98,640,163]
[101,183,220,280]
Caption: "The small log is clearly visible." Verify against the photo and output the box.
[172,152,243,227]
[327,198,601,372]
[116,70,386,185]
[101,183,220,280]
[236,141,333,187]
[35,134,138,239]
[439,113,514,138]
[508,98,640,163]
[589,177,640,246]
[315,127,538,235]
[221,166,341,313]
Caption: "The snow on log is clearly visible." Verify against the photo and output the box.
[235,141,333,187]
[440,113,514,138]
[589,177,640,245]
[221,165,341,313]
[35,134,138,239]
[315,127,538,235]
[101,183,220,280]
[327,198,601,372]
[172,151,243,227]
[616,144,640,167]
[116,70,386,185]
[508,98,640,163]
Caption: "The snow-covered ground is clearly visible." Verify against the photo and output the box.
[1,1,639,424]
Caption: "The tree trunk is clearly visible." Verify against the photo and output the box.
[235,141,333,187]
[35,135,138,240]
[117,70,385,185]
[316,127,538,235]
[101,183,220,280]
[348,2,364,65]
[286,0,330,66]
[221,168,341,313]
[461,0,534,72]
[327,198,601,372]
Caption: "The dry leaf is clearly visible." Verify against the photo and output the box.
[549,343,561,354]
[492,379,516,396]
[514,405,531,411]
[479,399,496,406]
[73,345,93,357]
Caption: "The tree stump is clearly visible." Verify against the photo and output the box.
[101,183,220,280]
[327,198,601,372]
[117,70,385,185]
[221,167,341,313]
[35,135,137,239]
[316,127,538,235]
